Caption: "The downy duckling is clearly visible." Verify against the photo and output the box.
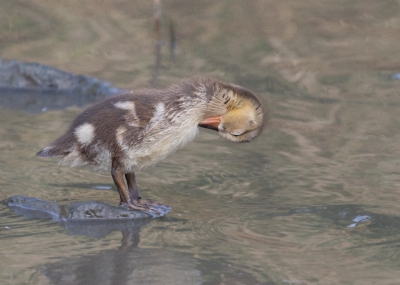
[37,77,265,217]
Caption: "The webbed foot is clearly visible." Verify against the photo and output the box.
[121,199,172,218]
[111,165,172,218]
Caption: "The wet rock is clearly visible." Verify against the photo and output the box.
[0,59,124,112]
[1,195,163,238]
[60,201,154,220]
[2,195,156,221]
[4,195,60,220]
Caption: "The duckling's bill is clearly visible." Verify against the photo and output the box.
[199,116,221,131]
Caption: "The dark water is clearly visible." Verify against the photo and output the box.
[2,1,400,284]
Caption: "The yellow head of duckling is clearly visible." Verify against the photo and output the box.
[218,97,264,142]
[199,83,265,142]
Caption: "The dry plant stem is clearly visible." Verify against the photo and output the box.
[151,0,162,87]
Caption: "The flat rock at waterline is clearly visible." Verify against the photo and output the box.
[2,195,171,221]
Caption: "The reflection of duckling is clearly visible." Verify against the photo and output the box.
[37,78,265,217]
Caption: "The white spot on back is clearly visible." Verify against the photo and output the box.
[152,102,165,121]
[74,123,95,145]
[116,126,127,149]
[114,101,141,127]
[144,102,166,133]
[114,101,135,110]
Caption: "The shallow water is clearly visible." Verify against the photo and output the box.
[2,1,400,284]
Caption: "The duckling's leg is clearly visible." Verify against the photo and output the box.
[125,172,141,201]
[111,157,171,217]
[125,171,172,217]
[111,158,135,205]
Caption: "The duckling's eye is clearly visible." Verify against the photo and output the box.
[230,131,244,137]
[249,120,256,126]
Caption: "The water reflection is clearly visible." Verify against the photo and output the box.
[1,197,201,284]
[1,200,267,285]
[40,244,203,285]
[2,204,203,285]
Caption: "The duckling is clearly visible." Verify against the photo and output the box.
[37,77,265,217]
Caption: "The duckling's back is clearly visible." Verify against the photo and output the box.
[37,88,207,172]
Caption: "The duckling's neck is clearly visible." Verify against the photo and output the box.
[176,78,243,119]
[202,82,238,118]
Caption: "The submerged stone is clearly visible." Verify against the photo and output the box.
[3,195,60,220]
[1,195,171,221]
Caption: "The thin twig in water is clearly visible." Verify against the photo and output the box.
[169,19,176,61]
[151,0,162,87]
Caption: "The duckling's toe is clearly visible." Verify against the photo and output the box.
[121,200,172,218]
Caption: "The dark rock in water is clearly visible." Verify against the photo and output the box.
[1,195,163,238]
[61,201,154,220]
[1,195,163,221]
[4,195,60,220]
[0,59,124,112]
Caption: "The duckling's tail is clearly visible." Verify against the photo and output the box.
[36,146,61,157]
[36,136,73,157]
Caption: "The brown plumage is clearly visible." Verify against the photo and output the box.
[37,77,265,217]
